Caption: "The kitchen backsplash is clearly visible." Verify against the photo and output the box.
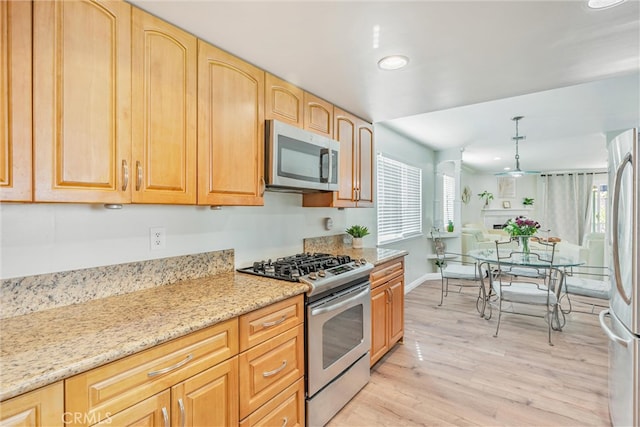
[0,249,234,319]
[303,234,351,253]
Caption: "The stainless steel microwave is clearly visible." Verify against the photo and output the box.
[265,119,339,192]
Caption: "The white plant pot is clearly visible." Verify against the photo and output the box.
[352,237,363,249]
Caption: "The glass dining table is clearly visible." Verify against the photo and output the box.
[468,248,584,329]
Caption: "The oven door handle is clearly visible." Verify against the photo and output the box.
[310,287,369,316]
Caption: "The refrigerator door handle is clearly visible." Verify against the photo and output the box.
[599,309,630,348]
[611,152,633,305]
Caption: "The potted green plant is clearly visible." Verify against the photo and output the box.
[345,225,370,249]
[523,197,534,206]
[478,190,494,208]
[446,220,454,232]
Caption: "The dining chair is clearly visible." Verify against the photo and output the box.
[489,239,562,345]
[560,265,610,314]
[430,228,486,312]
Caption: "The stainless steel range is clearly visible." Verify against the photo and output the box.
[238,253,373,426]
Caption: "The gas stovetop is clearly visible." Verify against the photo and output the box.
[237,252,373,297]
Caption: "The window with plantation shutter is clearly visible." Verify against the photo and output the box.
[443,174,455,228]
[377,154,422,244]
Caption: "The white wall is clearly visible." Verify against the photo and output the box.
[1,126,437,288]
[460,172,540,227]
[0,193,346,279]
[370,124,436,286]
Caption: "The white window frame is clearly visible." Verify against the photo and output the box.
[376,153,422,245]
[442,174,455,229]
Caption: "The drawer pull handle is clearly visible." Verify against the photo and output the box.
[263,360,287,377]
[262,315,287,328]
[282,416,288,427]
[147,354,193,377]
[178,398,186,427]
[162,407,169,427]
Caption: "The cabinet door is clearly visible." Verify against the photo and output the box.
[171,357,239,427]
[388,277,405,346]
[303,92,333,138]
[370,284,389,367]
[132,8,197,204]
[197,40,264,206]
[33,0,131,203]
[0,382,63,427]
[356,120,374,207]
[93,390,170,427]
[0,0,31,202]
[265,73,303,127]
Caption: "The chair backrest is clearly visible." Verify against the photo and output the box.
[494,238,557,277]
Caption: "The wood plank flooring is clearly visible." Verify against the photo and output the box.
[328,280,610,427]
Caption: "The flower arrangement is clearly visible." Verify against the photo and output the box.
[503,216,541,237]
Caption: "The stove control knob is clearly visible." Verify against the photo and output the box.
[353,259,361,267]
[359,258,367,265]
[309,272,317,280]
[318,270,326,277]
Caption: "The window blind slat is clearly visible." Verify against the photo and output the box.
[377,154,422,245]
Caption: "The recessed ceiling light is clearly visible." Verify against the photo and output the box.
[378,55,409,71]
[493,157,501,161]
[504,167,511,171]
[587,0,626,9]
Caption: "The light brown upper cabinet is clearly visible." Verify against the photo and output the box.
[265,73,303,127]
[303,92,333,138]
[33,0,132,203]
[303,107,374,208]
[197,41,265,206]
[132,8,197,204]
[0,0,32,202]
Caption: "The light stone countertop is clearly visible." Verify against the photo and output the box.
[337,247,408,266]
[0,272,308,401]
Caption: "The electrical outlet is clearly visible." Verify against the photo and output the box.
[149,227,166,250]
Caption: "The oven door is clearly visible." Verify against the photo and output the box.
[306,281,371,397]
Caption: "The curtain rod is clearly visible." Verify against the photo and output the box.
[540,170,607,176]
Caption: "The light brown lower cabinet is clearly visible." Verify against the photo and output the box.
[92,390,171,427]
[0,382,63,427]
[370,258,405,367]
[3,296,305,427]
[239,378,305,427]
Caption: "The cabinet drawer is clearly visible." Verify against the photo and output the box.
[239,295,303,352]
[240,378,304,427]
[65,318,238,426]
[370,259,404,289]
[239,324,304,419]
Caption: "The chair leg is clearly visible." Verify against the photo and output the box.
[438,276,445,306]
[494,297,502,338]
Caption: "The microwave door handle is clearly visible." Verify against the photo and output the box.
[612,152,632,305]
[320,148,329,183]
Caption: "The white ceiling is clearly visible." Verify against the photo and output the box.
[129,0,640,173]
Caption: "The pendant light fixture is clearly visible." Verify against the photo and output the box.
[496,116,539,178]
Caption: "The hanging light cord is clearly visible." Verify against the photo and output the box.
[512,116,525,171]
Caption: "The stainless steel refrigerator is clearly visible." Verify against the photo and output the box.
[600,128,639,427]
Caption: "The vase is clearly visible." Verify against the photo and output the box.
[519,236,530,255]
[352,237,363,249]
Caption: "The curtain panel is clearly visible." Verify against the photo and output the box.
[542,173,594,245]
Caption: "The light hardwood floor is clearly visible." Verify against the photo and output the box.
[329,280,610,427]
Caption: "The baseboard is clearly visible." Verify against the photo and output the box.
[405,273,440,293]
